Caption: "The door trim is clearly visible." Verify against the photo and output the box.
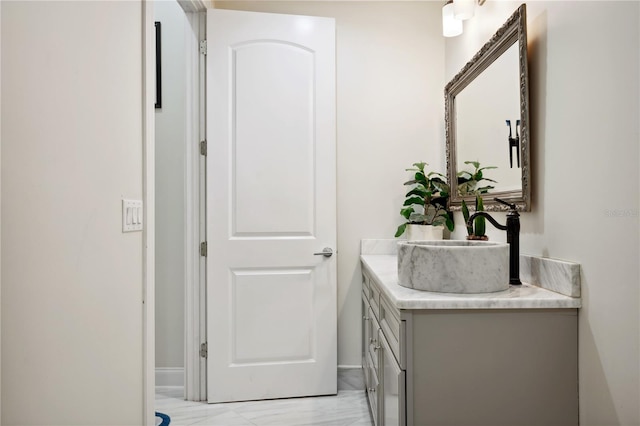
[142,0,156,424]
[178,0,208,14]
[184,7,208,402]
[144,0,209,414]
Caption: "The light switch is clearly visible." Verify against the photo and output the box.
[122,199,143,232]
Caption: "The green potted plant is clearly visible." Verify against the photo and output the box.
[395,162,454,240]
[457,161,497,240]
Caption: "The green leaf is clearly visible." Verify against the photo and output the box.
[476,185,495,194]
[431,216,445,226]
[457,176,471,185]
[430,178,448,192]
[457,160,499,198]
[429,196,448,208]
[461,200,473,235]
[412,162,427,172]
[474,215,486,237]
[461,199,469,221]
[414,172,428,185]
[473,195,486,236]
[395,223,407,238]
[409,213,428,223]
[445,215,454,232]
[458,181,475,195]
[405,187,427,198]
[400,207,414,220]
[403,196,424,207]
[427,171,446,180]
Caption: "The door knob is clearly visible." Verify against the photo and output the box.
[313,247,333,258]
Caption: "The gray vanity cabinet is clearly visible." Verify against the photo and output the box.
[361,267,579,426]
[362,271,405,426]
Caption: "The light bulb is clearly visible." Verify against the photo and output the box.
[443,1,463,37]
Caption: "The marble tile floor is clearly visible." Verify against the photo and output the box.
[156,386,374,426]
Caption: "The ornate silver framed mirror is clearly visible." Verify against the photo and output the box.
[446,4,530,211]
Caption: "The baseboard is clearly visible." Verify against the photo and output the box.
[337,365,364,391]
[156,367,184,387]
[157,366,360,389]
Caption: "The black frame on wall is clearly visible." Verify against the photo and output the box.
[155,21,162,109]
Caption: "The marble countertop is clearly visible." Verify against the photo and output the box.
[361,254,582,310]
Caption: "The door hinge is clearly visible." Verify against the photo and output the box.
[200,140,207,156]
[199,40,207,55]
[200,342,208,358]
[200,241,207,257]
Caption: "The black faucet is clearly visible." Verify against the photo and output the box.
[506,119,521,168]
[467,198,521,285]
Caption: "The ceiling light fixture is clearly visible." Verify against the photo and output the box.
[453,0,476,20]
[443,0,486,38]
[442,0,463,38]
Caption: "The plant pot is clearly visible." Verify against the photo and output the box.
[466,234,489,241]
[406,224,444,241]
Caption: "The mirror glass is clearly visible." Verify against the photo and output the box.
[446,4,530,211]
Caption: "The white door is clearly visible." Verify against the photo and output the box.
[206,9,336,403]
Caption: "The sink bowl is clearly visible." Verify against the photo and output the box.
[397,240,509,294]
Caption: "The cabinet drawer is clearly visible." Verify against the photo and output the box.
[362,272,371,300]
[369,279,381,320]
[369,309,381,372]
[380,296,402,366]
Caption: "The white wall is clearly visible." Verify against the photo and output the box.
[446,2,640,425]
[155,0,187,373]
[1,1,144,424]
[214,1,446,367]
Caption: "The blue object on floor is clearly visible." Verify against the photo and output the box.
[156,411,171,426]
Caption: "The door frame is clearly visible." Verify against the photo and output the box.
[142,1,156,424]
[142,0,209,423]
[183,5,208,403]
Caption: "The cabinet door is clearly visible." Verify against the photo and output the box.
[362,293,371,389]
[366,351,379,426]
[380,330,405,426]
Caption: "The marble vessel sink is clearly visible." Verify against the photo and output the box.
[397,240,510,294]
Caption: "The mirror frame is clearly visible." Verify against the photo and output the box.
[445,3,530,211]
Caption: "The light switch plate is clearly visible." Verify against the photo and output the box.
[122,199,143,232]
